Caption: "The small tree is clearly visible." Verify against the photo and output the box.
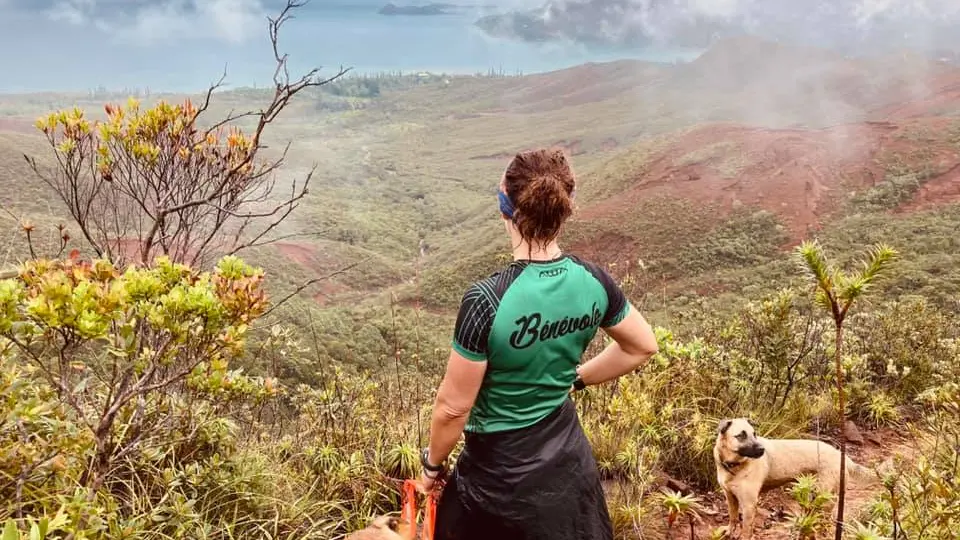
[23,0,349,270]
[795,240,897,540]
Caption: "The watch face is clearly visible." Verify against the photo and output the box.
[422,448,441,470]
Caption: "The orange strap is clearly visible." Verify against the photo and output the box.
[401,480,438,540]
[422,488,437,540]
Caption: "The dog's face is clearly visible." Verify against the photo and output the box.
[367,515,413,540]
[716,418,766,462]
[369,515,398,530]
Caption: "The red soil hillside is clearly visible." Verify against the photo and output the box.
[667,37,960,128]
[566,42,960,262]
[272,242,352,304]
[494,60,670,114]
[576,118,960,243]
[873,64,960,120]
[898,160,960,212]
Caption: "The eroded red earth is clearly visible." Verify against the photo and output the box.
[577,118,960,242]
[566,50,960,258]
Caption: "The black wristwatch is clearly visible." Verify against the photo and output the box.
[421,448,446,476]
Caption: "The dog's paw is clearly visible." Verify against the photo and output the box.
[714,525,739,539]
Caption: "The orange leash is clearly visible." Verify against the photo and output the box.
[422,487,437,540]
[401,479,438,540]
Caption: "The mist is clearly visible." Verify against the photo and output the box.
[480,0,960,55]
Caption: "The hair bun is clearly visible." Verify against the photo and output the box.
[502,148,576,248]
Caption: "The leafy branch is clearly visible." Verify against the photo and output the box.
[795,239,898,540]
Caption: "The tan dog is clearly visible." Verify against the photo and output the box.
[345,515,415,540]
[714,418,878,540]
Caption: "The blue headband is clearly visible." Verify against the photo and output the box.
[498,190,515,219]
[498,188,577,220]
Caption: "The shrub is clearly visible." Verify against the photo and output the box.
[861,382,960,539]
[0,255,309,538]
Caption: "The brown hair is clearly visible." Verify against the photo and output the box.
[502,148,576,249]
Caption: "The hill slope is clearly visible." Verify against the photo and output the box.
[3,36,960,325]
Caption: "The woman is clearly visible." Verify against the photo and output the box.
[418,148,659,540]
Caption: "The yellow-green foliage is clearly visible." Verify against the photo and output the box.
[0,255,287,538]
[29,96,287,270]
[788,474,835,539]
[0,253,443,539]
[859,383,960,539]
[2,248,959,539]
[36,98,256,180]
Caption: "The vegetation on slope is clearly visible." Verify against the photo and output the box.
[2,248,959,539]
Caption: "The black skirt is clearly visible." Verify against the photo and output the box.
[434,397,613,540]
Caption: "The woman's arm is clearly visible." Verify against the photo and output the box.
[425,350,487,468]
[576,304,658,386]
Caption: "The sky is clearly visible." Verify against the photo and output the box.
[0,0,281,92]
[0,0,564,93]
[2,0,959,94]
[3,0,271,45]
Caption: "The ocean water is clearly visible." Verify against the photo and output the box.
[0,1,700,93]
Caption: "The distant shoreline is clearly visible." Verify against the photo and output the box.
[377,3,496,16]
[377,3,457,16]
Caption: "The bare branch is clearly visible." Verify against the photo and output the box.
[260,258,367,319]
[233,228,333,251]
[23,0,350,279]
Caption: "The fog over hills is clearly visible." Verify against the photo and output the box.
[476,0,960,55]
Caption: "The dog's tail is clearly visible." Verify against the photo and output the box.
[846,456,894,486]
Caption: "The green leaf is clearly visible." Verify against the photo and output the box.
[839,243,898,303]
[813,287,834,314]
[2,520,19,540]
[46,510,68,533]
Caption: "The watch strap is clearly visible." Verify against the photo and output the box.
[421,448,445,473]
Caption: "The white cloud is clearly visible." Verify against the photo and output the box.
[686,0,748,19]
[43,0,268,45]
[852,0,960,24]
[198,0,267,44]
[46,0,94,25]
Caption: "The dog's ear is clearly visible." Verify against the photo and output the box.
[718,419,733,435]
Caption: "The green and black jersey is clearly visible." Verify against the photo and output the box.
[452,254,630,434]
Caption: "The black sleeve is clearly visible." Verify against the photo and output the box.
[451,283,495,361]
[599,268,629,327]
[585,263,629,328]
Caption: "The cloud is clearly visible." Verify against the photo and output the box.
[480,0,960,52]
[852,0,960,24]
[42,0,269,45]
[46,0,92,25]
